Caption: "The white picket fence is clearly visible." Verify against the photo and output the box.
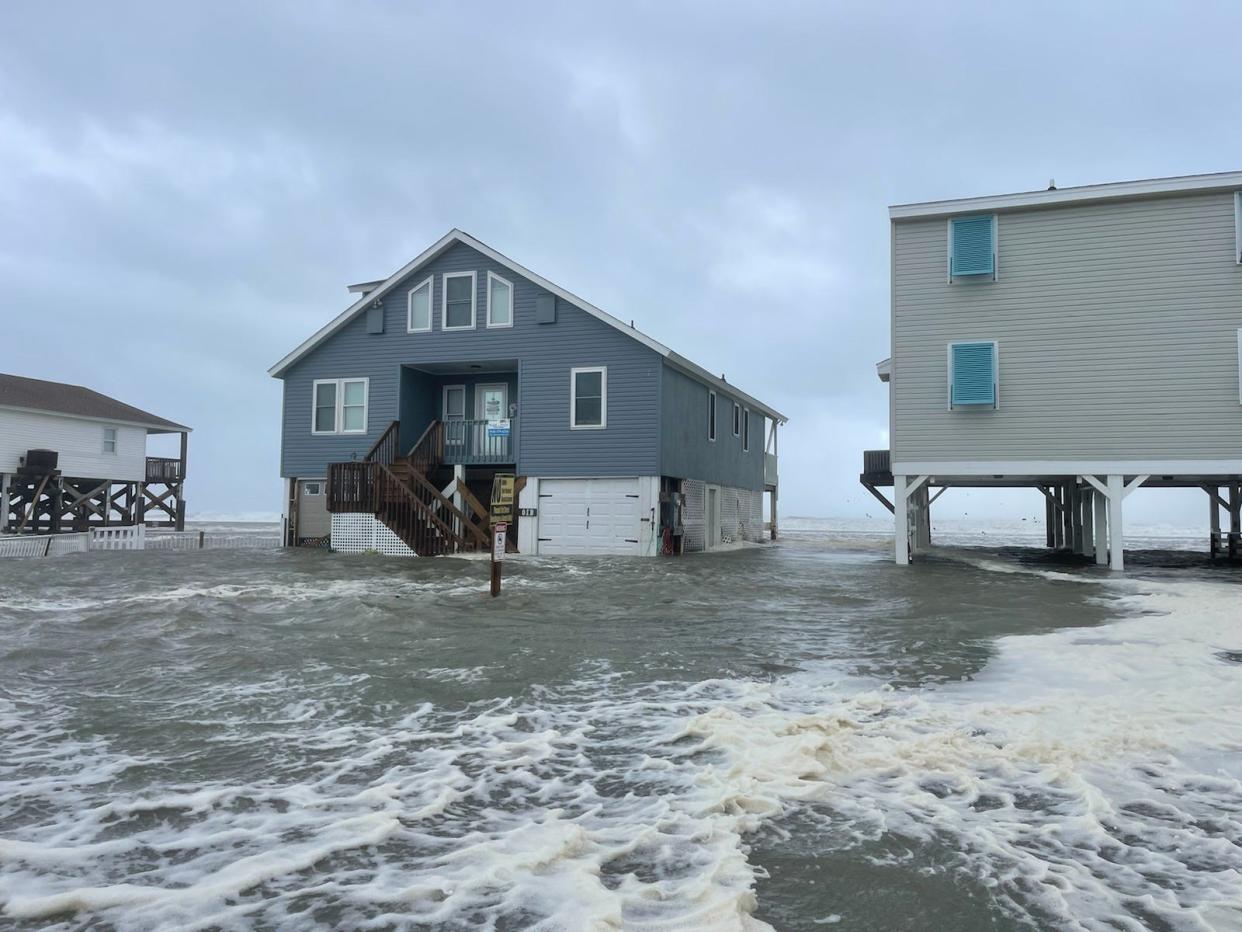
[0,527,281,560]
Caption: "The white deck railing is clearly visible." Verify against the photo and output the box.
[0,527,280,560]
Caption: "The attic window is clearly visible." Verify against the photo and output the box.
[407,276,432,332]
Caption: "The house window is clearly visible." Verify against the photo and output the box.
[312,378,369,434]
[487,271,513,328]
[708,391,717,441]
[303,482,322,495]
[949,215,997,281]
[732,402,741,437]
[948,341,998,410]
[442,271,476,330]
[407,276,432,332]
[570,367,606,429]
[102,427,117,454]
[743,409,751,452]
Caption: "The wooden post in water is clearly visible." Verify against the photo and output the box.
[489,474,516,597]
[490,523,506,598]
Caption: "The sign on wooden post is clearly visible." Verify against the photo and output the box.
[490,522,506,597]
[490,473,516,526]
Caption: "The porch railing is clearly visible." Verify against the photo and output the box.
[145,457,184,483]
[443,418,516,465]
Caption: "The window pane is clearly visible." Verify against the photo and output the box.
[342,405,364,431]
[411,284,430,329]
[315,382,336,409]
[315,406,336,432]
[343,381,365,406]
[446,300,471,328]
[447,276,471,301]
[575,397,602,426]
[445,276,473,327]
[489,279,511,324]
[445,388,465,417]
[575,371,602,398]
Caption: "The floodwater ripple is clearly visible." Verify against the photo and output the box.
[0,530,1239,930]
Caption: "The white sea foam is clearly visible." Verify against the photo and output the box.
[1,573,1239,928]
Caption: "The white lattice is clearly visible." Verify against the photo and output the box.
[330,513,416,557]
[720,490,739,544]
[681,480,705,552]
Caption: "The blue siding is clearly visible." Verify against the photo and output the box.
[279,241,662,478]
[659,364,765,491]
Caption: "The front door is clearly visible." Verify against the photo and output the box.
[476,383,509,460]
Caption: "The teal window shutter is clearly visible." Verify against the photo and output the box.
[950,341,997,408]
[950,215,996,278]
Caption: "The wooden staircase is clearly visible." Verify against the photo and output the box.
[327,420,491,556]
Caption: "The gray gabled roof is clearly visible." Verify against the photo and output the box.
[0,373,190,433]
[268,229,787,422]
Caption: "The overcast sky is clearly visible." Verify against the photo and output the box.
[3,2,1239,524]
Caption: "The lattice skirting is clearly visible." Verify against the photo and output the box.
[680,481,764,552]
[330,514,416,557]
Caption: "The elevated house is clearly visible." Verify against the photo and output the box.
[863,171,1242,569]
[270,230,785,557]
[0,374,190,533]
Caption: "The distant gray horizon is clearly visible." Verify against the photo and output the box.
[3,2,1238,527]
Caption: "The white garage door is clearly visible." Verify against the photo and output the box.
[537,478,642,555]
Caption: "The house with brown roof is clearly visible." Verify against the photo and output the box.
[0,373,191,533]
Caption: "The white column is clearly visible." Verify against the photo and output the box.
[1081,488,1094,559]
[1093,488,1108,566]
[1107,474,1124,571]
[452,464,466,540]
[894,475,909,566]
[913,484,931,550]
[0,473,9,534]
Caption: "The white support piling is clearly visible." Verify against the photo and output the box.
[1107,474,1124,571]
[1081,488,1094,559]
[894,475,909,566]
[0,473,9,533]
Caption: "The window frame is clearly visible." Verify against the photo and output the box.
[946,340,1000,411]
[303,481,322,496]
[441,271,477,331]
[947,214,999,283]
[406,275,433,333]
[732,402,741,437]
[569,366,607,430]
[743,408,751,452]
[485,270,514,329]
[442,383,467,420]
[708,390,717,442]
[102,426,118,454]
[311,377,370,435]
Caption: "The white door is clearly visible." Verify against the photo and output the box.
[538,478,642,555]
[443,384,466,448]
[476,383,508,420]
[298,479,330,538]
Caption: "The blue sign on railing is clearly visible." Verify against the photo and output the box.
[486,419,511,439]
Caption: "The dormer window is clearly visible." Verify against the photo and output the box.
[442,271,476,330]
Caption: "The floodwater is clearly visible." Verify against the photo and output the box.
[0,521,1240,931]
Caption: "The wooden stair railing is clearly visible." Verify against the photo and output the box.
[366,420,401,467]
[407,419,445,474]
[456,482,492,541]
[358,462,488,556]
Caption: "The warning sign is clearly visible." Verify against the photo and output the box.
[490,473,516,525]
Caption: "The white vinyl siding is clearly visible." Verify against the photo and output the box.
[407,276,432,332]
[486,271,513,328]
[312,378,368,435]
[0,410,147,480]
[892,190,1242,463]
[570,367,606,429]
[442,271,476,330]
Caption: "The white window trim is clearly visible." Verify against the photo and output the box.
[441,271,477,331]
[102,426,117,454]
[1237,328,1242,405]
[311,377,369,435]
[732,402,741,437]
[946,340,1000,411]
[485,270,514,329]
[570,366,607,430]
[406,275,433,333]
[708,390,717,442]
[946,214,999,283]
[742,408,750,452]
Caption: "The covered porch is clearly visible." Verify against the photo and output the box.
[399,360,518,467]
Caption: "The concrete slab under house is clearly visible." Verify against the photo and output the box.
[269,229,786,558]
[864,171,1242,569]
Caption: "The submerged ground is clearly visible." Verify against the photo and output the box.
[0,522,1240,930]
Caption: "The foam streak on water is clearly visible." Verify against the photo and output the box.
[0,537,1240,930]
